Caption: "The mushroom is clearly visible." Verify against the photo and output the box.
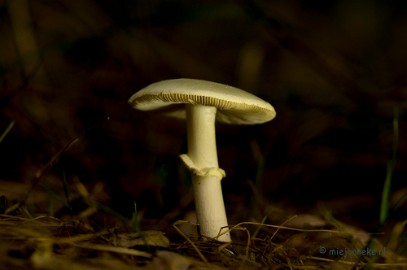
[129,79,276,242]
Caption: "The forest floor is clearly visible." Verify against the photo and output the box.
[0,186,406,270]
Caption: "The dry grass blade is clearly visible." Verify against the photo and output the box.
[172,220,208,264]
[71,242,152,258]
[4,136,80,216]
[0,121,14,144]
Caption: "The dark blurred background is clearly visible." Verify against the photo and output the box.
[0,0,406,231]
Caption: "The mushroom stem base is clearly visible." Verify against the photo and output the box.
[191,174,231,242]
[180,153,230,241]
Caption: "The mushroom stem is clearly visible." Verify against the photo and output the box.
[185,104,231,242]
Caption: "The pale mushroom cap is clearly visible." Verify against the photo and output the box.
[128,78,276,124]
